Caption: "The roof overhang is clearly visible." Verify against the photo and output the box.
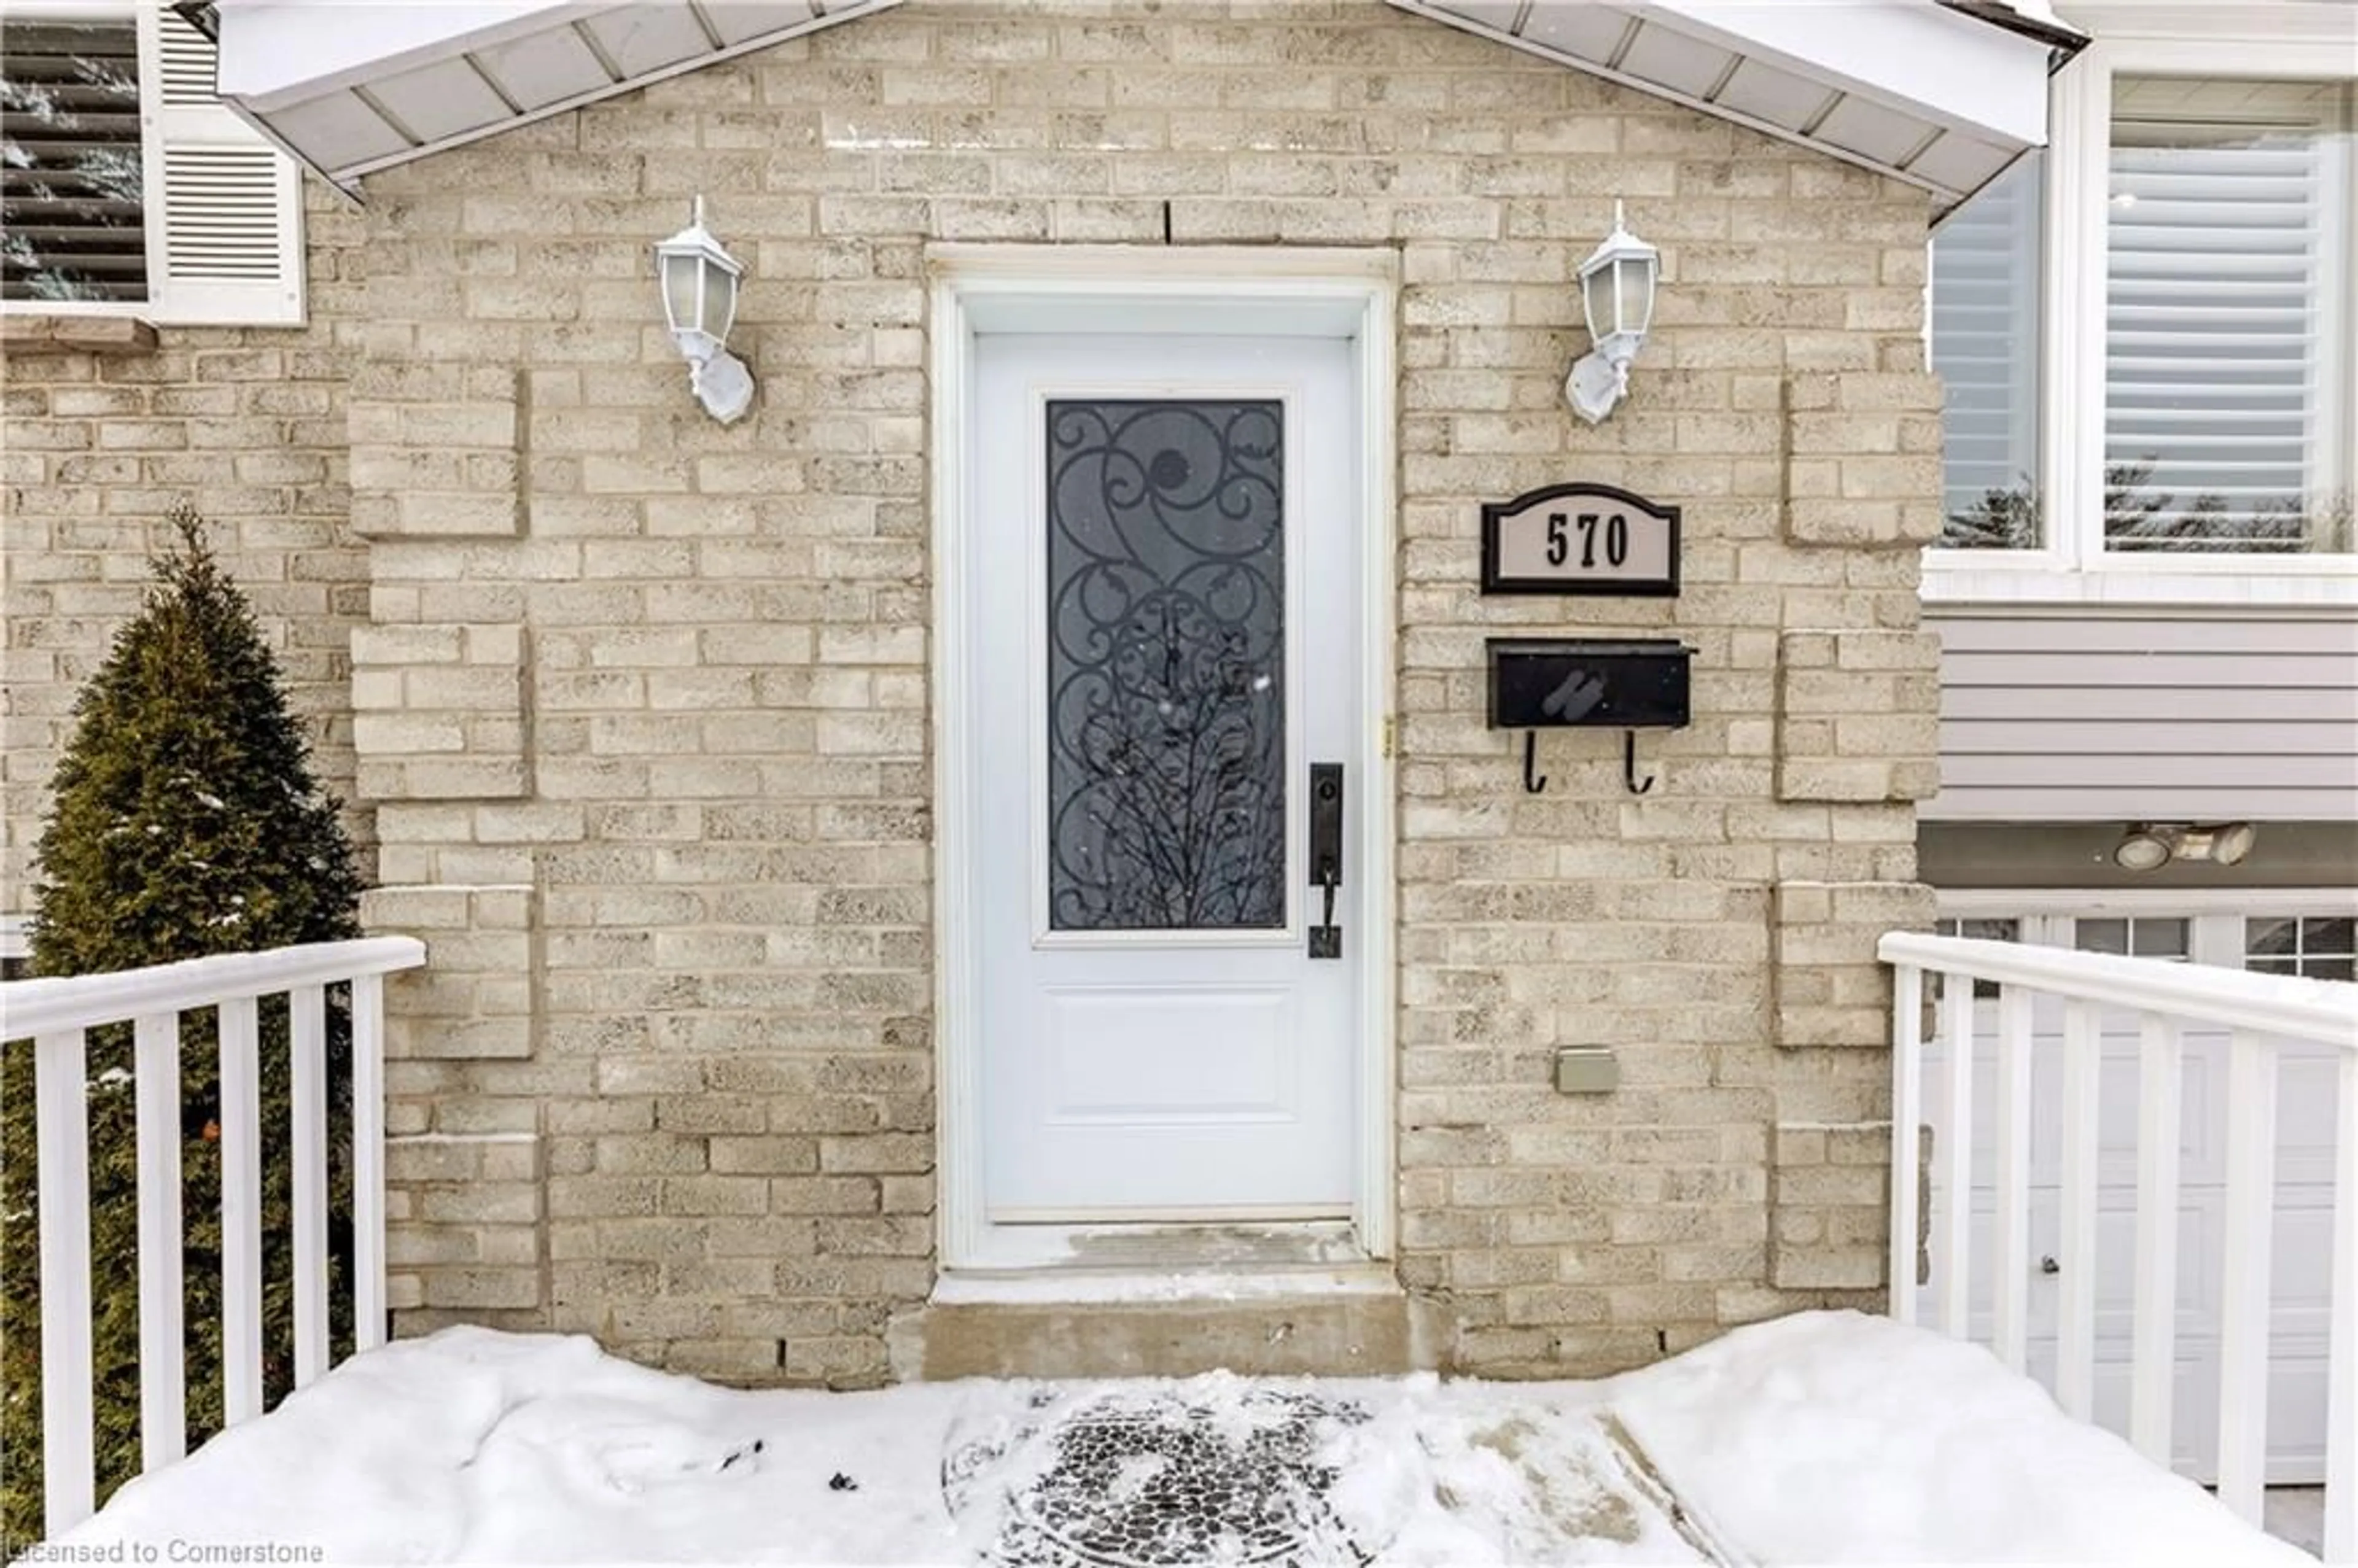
[212,0,2081,215]
[212,0,904,193]
[1386,0,2086,219]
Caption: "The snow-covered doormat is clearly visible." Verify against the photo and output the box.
[940,1383,1384,1565]
[53,1310,2311,1566]
[936,1380,1706,1566]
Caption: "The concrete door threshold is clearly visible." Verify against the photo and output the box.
[931,1263,1402,1306]
[893,1224,1438,1380]
[951,1217,1371,1275]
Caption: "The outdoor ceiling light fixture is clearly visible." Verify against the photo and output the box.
[2113,822,2258,872]
[1565,201,1660,425]
[655,196,753,425]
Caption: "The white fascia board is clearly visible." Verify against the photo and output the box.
[214,0,599,108]
[1643,0,2058,146]
[2058,1,2358,45]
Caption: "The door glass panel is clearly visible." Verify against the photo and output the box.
[2073,917,2189,960]
[1045,398,1286,932]
[1935,917,2020,998]
[2246,914,2356,980]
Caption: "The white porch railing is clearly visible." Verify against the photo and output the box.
[0,937,426,1537]
[1882,931,2358,1564]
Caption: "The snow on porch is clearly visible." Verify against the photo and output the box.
[52,1310,2309,1566]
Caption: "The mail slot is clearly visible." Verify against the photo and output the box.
[1487,638,1692,731]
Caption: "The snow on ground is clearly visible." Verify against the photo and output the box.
[55,1309,2311,1566]
[1609,1311,2315,1567]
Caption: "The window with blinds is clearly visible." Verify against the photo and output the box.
[2104,77,2354,554]
[1932,152,2045,548]
[0,5,303,325]
[1,17,147,304]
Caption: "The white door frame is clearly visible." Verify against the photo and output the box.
[928,245,1399,1273]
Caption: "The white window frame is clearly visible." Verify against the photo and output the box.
[1937,887,2358,970]
[1924,6,2358,608]
[1,0,305,328]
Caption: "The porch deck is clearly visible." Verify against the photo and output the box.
[37,1310,2320,1566]
[2,933,2351,1561]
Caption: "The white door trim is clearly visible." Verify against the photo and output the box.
[928,245,1399,1273]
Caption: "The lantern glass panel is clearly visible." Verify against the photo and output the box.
[662,250,701,336]
[707,262,737,343]
[1585,262,1617,342]
[1617,254,1655,335]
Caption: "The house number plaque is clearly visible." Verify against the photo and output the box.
[1479,483,1680,597]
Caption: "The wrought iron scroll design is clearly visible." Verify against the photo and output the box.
[1046,399,1286,931]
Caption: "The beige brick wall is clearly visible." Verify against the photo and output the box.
[2,0,1942,1383]
[352,622,530,801]
[2,182,372,906]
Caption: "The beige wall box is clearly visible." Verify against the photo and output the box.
[1555,1047,1620,1095]
[1481,483,1680,596]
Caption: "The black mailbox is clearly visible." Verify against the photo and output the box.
[1487,638,1692,731]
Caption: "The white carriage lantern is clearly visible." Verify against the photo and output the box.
[1565,201,1661,425]
[655,196,754,425]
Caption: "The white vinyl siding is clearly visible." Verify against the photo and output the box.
[1924,609,2358,823]
[2103,78,2353,554]
[0,4,303,327]
[1932,152,2045,545]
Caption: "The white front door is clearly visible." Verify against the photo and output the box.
[968,331,1362,1221]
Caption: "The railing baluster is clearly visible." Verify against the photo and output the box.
[1939,972,1976,1338]
[352,972,388,1352]
[1992,982,2033,1373]
[1874,930,2353,1542]
[2216,1029,2279,1526]
[2128,1012,2182,1468]
[2326,1047,2356,1566]
[1889,963,1924,1325]
[1,938,424,1508]
[35,1028,95,1534]
[218,995,265,1426]
[133,1012,186,1470]
[290,984,329,1387]
[2057,997,2100,1422]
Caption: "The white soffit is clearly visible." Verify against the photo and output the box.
[212,0,905,189]
[1388,0,2087,217]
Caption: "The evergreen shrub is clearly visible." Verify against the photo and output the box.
[1,508,363,1546]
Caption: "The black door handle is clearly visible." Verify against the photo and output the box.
[1309,763,1342,959]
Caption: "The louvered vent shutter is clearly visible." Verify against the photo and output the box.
[1931,152,2044,534]
[150,4,303,325]
[2104,79,2350,551]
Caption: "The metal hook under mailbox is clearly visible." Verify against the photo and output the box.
[1522,729,1657,796]
[1624,730,1655,795]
